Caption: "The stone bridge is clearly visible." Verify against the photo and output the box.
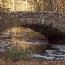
[8,12,65,32]
[0,12,65,44]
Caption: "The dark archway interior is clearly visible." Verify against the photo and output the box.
[20,24,65,44]
[1,24,65,45]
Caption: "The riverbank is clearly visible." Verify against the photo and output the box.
[0,60,65,65]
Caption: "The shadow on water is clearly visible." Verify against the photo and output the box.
[0,23,65,44]
[21,24,65,45]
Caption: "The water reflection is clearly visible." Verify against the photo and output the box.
[0,27,65,60]
[0,27,48,52]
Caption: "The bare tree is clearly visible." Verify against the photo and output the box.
[11,0,14,11]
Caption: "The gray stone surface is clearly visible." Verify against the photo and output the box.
[14,12,65,32]
[1,12,65,32]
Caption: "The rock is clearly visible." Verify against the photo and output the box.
[52,45,65,52]
[45,50,57,54]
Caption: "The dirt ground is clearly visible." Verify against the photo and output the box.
[0,60,65,65]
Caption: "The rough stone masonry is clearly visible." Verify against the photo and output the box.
[0,12,65,32]
[9,12,65,32]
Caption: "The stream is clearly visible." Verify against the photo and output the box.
[0,27,65,60]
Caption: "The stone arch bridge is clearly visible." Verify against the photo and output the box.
[0,12,65,44]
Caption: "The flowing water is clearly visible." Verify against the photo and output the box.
[0,27,65,60]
